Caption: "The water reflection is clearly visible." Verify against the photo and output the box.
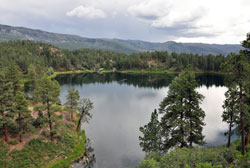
[56,73,227,168]
[74,138,96,168]
[55,72,225,89]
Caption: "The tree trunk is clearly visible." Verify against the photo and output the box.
[227,122,232,148]
[189,121,193,148]
[47,101,53,142]
[180,111,185,148]
[18,112,22,142]
[3,124,8,142]
[239,84,245,155]
[227,111,233,148]
[71,111,73,120]
[76,115,82,131]
[245,132,249,146]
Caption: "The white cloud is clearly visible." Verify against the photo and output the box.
[66,5,106,19]
[128,0,250,44]
[128,0,169,20]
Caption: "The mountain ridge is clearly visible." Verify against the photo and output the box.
[0,24,243,55]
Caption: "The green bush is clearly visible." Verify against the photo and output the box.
[138,159,160,168]
[8,140,18,145]
[196,162,222,168]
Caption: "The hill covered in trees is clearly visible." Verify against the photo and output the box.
[0,40,228,73]
[0,63,93,167]
[0,24,242,55]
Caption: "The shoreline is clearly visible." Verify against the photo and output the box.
[51,69,225,78]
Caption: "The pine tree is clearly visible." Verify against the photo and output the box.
[139,109,162,154]
[14,91,32,142]
[182,67,205,147]
[222,52,250,155]
[27,64,38,94]
[5,63,22,96]
[222,86,239,147]
[65,88,80,119]
[76,98,93,131]
[34,74,60,141]
[0,71,14,142]
[159,66,205,150]
[241,33,250,147]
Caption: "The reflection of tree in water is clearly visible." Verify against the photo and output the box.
[81,138,96,168]
[55,72,225,89]
[75,138,96,168]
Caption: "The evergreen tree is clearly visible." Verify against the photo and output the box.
[65,88,80,119]
[222,52,250,155]
[243,84,250,146]
[222,86,239,147]
[76,98,93,131]
[27,64,38,94]
[0,71,14,142]
[5,63,22,96]
[241,33,250,146]
[182,67,205,147]
[34,74,60,141]
[139,109,162,154]
[14,91,32,142]
[159,66,205,150]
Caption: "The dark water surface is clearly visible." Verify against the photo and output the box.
[55,73,228,168]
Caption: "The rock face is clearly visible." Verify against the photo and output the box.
[0,24,243,55]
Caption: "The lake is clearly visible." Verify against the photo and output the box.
[55,72,228,168]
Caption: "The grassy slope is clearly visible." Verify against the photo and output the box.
[0,104,86,168]
[47,130,86,168]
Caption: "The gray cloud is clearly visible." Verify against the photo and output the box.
[0,0,249,44]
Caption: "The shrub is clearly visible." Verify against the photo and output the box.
[8,140,18,145]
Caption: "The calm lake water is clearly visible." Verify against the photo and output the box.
[55,72,228,168]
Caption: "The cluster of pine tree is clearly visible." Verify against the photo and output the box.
[0,63,93,144]
[0,40,227,73]
[139,66,205,154]
[139,34,250,157]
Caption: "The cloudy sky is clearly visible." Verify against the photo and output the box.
[0,0,250,44]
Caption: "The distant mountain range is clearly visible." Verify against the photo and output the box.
[0,24,243,55]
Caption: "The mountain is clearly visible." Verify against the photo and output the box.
[0,24,243,55]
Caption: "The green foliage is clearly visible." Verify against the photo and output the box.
[138,159,160,168]
[65,88,80,119]
[138,146,247,168]
[139,109,162,154]
[14,91,32,141]
[34,74,61,141]
[32,110,48,128]
[47,130,86,168]
[222,86,239,147]
[222,52,250,155]
[8,140,18,145]
[0,40,228,73]
[158,67,205,150]
[0,69,15,142]
[76,98,93,131]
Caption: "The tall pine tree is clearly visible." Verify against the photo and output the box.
[5,63,22,96]
[34,74,60,141]
[65,88,80,119]
[0,70,14,142]
[139,109,162,154]
[14,91,32,142]
[222,52,250,155]
[159,66,205,150]
[222,86,239,147]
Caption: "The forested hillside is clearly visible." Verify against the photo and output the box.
[0,40,227,73]
[0,24,242,55]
